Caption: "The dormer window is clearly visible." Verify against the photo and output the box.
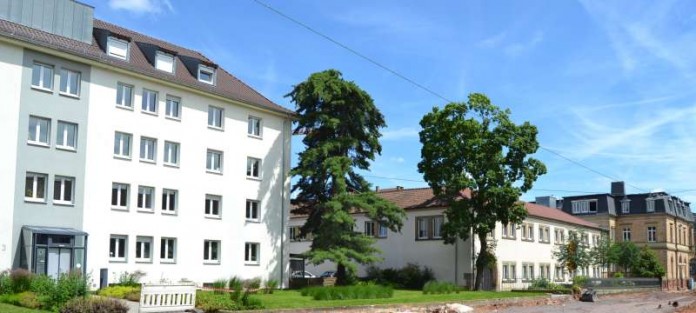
[155,51,175,73]
[107,37,129,60]
[198,65,215,84]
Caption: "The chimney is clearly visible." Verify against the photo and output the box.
[0,0,94,44]
[396,186,404,190]
[375,186,380,192]
[535,196,557,209]
[611,181,625,197]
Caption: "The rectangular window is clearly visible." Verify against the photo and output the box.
[522,223,533,241]
[522,263,533,280]
[203,240,220,263]
[25,172,47,202]
[289,226,302,242]
[32,62,54,90]
[417,218,429,239]
[246,199,260,221]
[378,223,388,238]
[111,183,129,209]
[416,216,444,240]
[539,226,550,243]
[623,227,631,241]
[248,116,262,137]
[113,132,132,158]
[155,51,175,73]
[503,262,516,281]
[135,236,152,262]
[107,37,129,60]
[246,157,261,178]
[137,186,154,211]
[647,226,656,242]
[59,68,80,97]
[244,242,259,264]
[432,216,443,239]
[160,238,176,263]
[554,265,564,281]
[56,121,77,150]
[207,106,223,129]
[116,83,133,108]
[28,116,50,146]
[571,199,598,214]
[109,235,127,261]
[163,141,179,166]
[364,221,376,237]
[165,96,181,119]
[555,228,565,244]
[621,200,630,213]
[142,89,158,114]
[206,150,223,173]
[205,195,221,218]
[646,199,655,212]
[53,176,74,205]
[140,137,157,162]
[198,65,215,84]
[162,189,177,214]
[502,223,516,239]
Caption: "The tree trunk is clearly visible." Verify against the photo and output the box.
[474,232,488,291]
[336,263,348,286]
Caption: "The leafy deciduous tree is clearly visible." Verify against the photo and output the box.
[610,241,640,275]
[589,235,612,276]
[418,93,547,290]
[288,69,405,285]
[554,231,592,277]
[632,245,666,278]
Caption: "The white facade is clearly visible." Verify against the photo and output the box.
[288,189,605,290]
[0,8,291,288]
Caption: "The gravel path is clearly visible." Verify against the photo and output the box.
[490,292,695,313]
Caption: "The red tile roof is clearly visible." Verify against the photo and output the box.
[0,18,293,116]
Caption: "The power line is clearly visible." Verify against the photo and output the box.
[253,0,654,194]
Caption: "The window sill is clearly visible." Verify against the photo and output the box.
[245,219,261,223]
[163,163,180,169]
[206,170,223,175]
[27,141,50,148]
[165,116,181,122]
[59,92,80,99]
[135,260,153,264]
[205,215,222,220]
[246,176,262,181]
[521,239,534,242]
[109,259,127,263]
[56,146,77,153]
[244,262,260,266]
[114,155,132,161]
[161,211,177,216]
[247,134,263,140]
[502,237,517,240]
[160,260,176,264]
[115,104,134,111]
[141,110,159,117]
[53,202,75,207]
[31,85,54,93]
[203,261,220,265]
[137,209,155,214]
[207,125,224,132]
[24,199,47,204]
[139,159,156,165]
[111,207,129,212]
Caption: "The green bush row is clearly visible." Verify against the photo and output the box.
[97,285,141,302]
[196,290,264,312]
[59,297,128,313]
[300,284,394,301]
[365,263,435,290]
[0,269,89,311]
[422,281,459,294]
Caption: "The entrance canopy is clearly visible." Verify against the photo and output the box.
[22,226,88,236]
[20,226,88,278]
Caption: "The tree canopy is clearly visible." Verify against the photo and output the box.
[418,93,547,290]
[554,231,592,276]
[287,69,405,284]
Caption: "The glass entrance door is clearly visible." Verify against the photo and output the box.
[46,248,72,279]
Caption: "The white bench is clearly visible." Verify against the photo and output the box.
[139,283,197,313]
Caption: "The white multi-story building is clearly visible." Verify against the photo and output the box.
[289,187,606,290]
[0,0,292,288]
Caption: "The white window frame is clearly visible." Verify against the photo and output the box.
[203,240,220,264]
[432,216,443,239]
[141,89,158,114]
[28,116,51,146]
[25,172,48,203]
[52,176,75,205]
[205,194,222,218]
[207,106,224,129]
[378,223,388,238]
[416,217,429,240]
[137,186,155,212]
[139,137,157,163]
[31,62,54,91]
[160,237,176,263]
[56,121,77,151]
[198,64,215,84]
[165,95,181,120]
[163,141,180,166]
[135,236,153,263]
[646,199,655,212]
[162,189,177,215]
[116,83,133,108]
[113,132,132,159]
[244,242,260,264]
[647,226,657,242]
[245,199,260,222]
[571,199,597,214]
[623,227,631,241]
[109,235,127,262]
[621,199,630,213]
[247,116,262,137]
[107,36,129,60]
[246,157,261,179]
[155,51,175,73]
[206,149,223,173]
[59,68,80,97]
[111,183,129,210]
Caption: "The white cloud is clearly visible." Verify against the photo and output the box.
[108,0,174,14]
[504,31,544,57]
[381,127,419,141]
[477,31,507,48]
[389,157,405,164]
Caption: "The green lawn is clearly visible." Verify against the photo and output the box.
[0,303,49,313]
[254,290,544,309]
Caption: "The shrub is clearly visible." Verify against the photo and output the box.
[30,275,55,296]
[572,275,589,288]
[0,293,21,306]
[364,263,434,290]
[228,276,242,291]
[10,268,33,293]
[301,285,393,300]
[59,297,128,313]
[116,270,145,287]
[529,278,558,290]
[50,271,89,309]
[17,291,41,309]
[0,271,13,295]
[197,291,239,312]
[264,279,278,294]
[98,285,140,299]
[212,279,227,294]
[613,272,624,278]
[243,278,261,291]
[422,281,458,294]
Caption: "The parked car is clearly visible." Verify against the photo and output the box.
[319,271,336,278]
[291,271,316,278]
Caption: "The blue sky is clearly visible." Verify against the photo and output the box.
[88,0,696,204]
